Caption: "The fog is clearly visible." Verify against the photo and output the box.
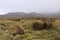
[0,0,60,15]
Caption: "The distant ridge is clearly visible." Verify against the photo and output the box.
[0,12,45,19]
[0,12,60,19]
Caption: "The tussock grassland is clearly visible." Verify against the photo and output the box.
[0,19,60,40]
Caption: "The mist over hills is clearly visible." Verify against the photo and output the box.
[0,12,60,19]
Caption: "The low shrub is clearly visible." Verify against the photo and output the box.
[32,21,53,30]
[32,22,43,30]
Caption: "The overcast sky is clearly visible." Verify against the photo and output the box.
[0,0,60,15]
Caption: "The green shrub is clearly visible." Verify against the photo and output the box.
[32,21,53,30]
[43,22,53,29]
[32,22,43,30]
[0,31,4,35]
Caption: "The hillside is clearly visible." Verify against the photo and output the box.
[0,12,60,19]
[0,12,46,19]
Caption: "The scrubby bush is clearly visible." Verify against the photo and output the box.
[32,20,53,30]
[50,18,56,22]
[43,22,53,29]
[32,22,43,30]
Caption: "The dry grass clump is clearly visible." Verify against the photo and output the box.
[0,23,5,26]
[14,35,26,40]
[1,33,13,40]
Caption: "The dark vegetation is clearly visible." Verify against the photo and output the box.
[32,18,55,30]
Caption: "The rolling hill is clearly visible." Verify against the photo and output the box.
[0,12,60,19]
